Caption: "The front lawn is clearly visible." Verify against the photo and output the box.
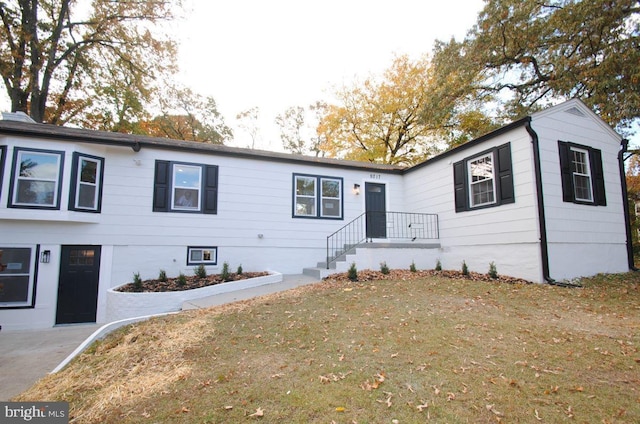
[15,271,640,423]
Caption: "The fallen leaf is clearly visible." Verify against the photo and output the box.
[249,408,264,417]
[335,407,346,412]
[534,409,542,421]
[181,407,190,413]
[224,406,233,411]
[417,401,429,411]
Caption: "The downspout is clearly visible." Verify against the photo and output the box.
[618,139,637,271]
[525,120,555,284]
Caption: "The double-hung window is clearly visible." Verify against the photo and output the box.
[468,153,496,207]
[0,247,36,308]
[69,152,105,212]
[153,160,218,214]
[9,148,64,209]
[293,174,343,219]
[453,143,514,212]
[558,141,606,206]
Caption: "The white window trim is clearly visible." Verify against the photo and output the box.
[73,155,101,211]
[0,245,36,308]
[467,152,497,208]
[294,175,317,217]
[570,147,593,202]
[172,164,202,212]
[187,246,217,265]
[320,177,342,218]
[11,149,63,208]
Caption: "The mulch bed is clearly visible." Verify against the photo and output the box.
[323,268,533,284]
[116,272,270,293]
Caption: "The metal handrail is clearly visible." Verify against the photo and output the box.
[326,212,439,268]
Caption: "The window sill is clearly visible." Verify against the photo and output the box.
[0,208,100,223]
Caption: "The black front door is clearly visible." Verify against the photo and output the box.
[365,182,386,238]
[56,245,101,324]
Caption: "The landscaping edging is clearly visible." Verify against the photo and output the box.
[106,271,283,322]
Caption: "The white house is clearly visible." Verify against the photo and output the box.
[0,99,632,330]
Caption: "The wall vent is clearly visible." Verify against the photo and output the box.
[564,106,586,118]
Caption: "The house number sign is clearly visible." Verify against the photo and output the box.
[369,174,381,180]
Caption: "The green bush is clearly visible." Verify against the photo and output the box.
[348,262,358,282]
[410,261,417,272]
[462,260,469,276]
[133,272,143,292]
[194,264,207,279]
[177,273,187,286]
[158,269,167,282]
[435,259,442,271]
[220,262,231,282]
[380,262,390,275]
[488,262,498,279]
[237,264,243,275]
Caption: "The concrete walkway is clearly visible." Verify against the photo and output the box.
[0,274,319,401]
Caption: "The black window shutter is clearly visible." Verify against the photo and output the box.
[68,152,80,210]
[496,143,515,205]
[153,160,170,212]
[453,160,467,212]
[203,165,218,214]
[589,147,606,206]
[557,141,575,202]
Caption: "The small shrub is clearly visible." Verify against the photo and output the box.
[158,269,167,282]
[462,260,469,276]
[237,264,243,275]
[133,272,143,292]
[410,261,417,272]
[380,262,390,275]
[435,259,442,271]
[348,262,358,282]
[220,262,231,282]
[177,273,187,286]
[194,264,207,279]
[488,262,498,279]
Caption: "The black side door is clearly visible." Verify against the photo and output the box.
[365,182,387,238]
[56,245,101,324]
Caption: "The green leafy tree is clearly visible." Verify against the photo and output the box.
[0,0,180,127]
[437,0,640,134]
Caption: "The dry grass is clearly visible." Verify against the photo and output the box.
[15,271,640,423]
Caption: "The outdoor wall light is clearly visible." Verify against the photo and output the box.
[41,250,51,263]
[353,184,361,195]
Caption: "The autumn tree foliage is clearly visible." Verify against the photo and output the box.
[139,86,233,144]
[437,0,640,134]
[316,55,495,166]
[0,0,180,126]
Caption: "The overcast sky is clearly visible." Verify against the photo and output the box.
[0,0,485,149]
[175,0,485,150]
